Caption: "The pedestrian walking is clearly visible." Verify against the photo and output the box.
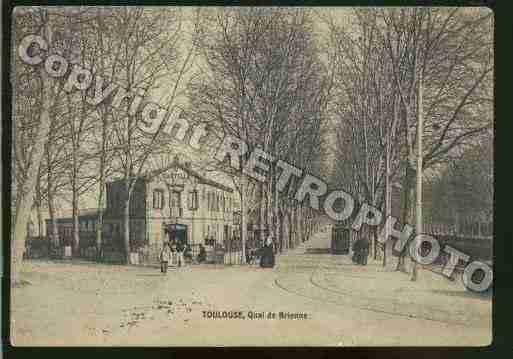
[245,240,253,264]
[170,240,177,266]
[176,240,185,267]
[197,244,207,263]
[351,238,361,264]
[184,244,192,263]
[160,245,171,274]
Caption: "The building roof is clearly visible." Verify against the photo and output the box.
[144,157,234,193]
[45,208,102,223]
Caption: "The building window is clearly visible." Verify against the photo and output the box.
[170,191,182,209]
[188,190,199,211]
[153,189,165,209]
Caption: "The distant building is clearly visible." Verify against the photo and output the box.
[45,209,99,247]
[46,158,241,259]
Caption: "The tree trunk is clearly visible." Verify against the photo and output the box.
[287,210,293,249]
[278,210,284,253]
[96,207,104,260]
[12,28,54,281]
[46,147,59,247]
[266,177,274,242]
[72,178,80,255]
[396,164,414,272]
[383,150,390,267]
[95,7,107,262]
[124,199,131,264]
[47,192,58,243]
[240,178,248,264]
[35,170,43,237]
[272,178,281,252]
[34,169,43,238]
[259,182,266,243]
[95,126,107,260]
[373,229,378,260]
[298,206,304,243]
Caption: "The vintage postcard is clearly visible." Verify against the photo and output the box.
[10,6,493,346]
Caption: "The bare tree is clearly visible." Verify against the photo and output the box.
[104,8,199,263]
[189,8,331,256]
[328,10,403,261]
[328,8,492,277]
[12,8,75,280]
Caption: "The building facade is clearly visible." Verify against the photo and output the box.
[46,158,241,263]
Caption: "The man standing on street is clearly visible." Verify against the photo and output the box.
[160,244,171,274]
[176,240,185,267]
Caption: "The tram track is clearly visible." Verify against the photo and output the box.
[273,257,477,328]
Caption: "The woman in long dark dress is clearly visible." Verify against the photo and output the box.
[352,239,361,264]
[260,236,275,268]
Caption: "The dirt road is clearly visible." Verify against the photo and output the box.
[11,232,491,346]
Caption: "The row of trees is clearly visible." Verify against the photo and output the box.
[12,7,493,283]
[424,136,493,231]
[12,7,199,279]
[187,8,331,256]
[328,8,493,277]
[12,7,330,279]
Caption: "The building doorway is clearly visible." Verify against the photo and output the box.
[165,223,188,246]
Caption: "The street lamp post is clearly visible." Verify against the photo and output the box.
[411,70,424,282]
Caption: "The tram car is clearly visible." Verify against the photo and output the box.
[331,225,351,255]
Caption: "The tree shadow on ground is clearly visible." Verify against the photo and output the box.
[305,248,331,254]
[430,289,492,301]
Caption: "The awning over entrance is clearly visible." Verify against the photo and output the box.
[165,223,187,232]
